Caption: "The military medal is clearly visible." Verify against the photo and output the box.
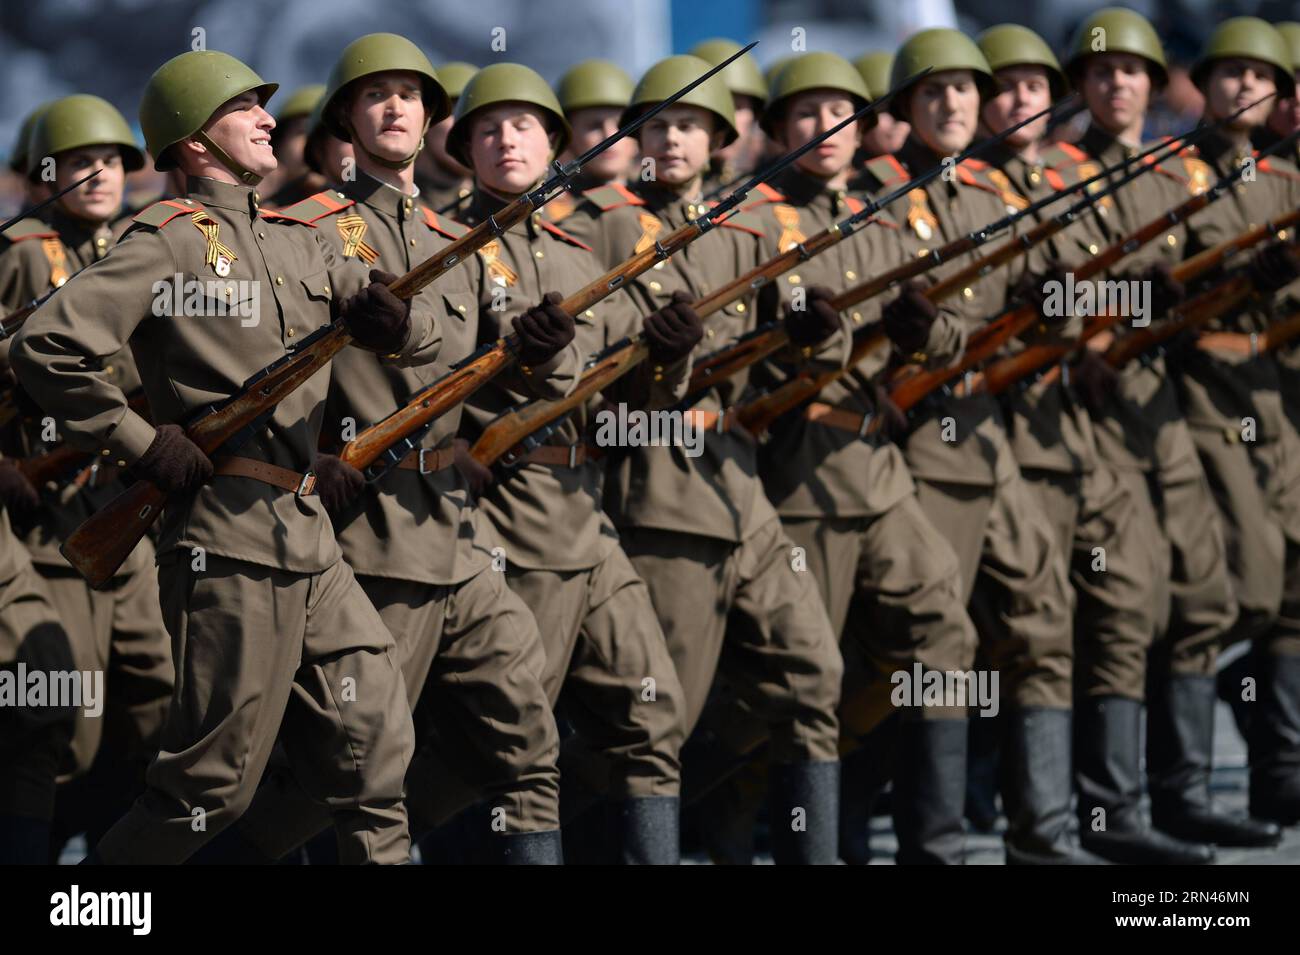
[633,212,664,255]
[478,239,517,287]
[906,190,937,242]
[191,211,237,277]
[772,204,806,253]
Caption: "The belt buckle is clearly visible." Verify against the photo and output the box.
[716,409,729,434]
[1249,332,1259,359]
[297,471,317,497]
[418,448,432,475]
[568,445,578,468]
[858,412,874,439]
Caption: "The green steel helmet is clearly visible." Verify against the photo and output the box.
[1278,23,1300,78]
[27,94,145,182]
[275,84,325,123]
[891,28,996,118]
[447,63,572,168]
[1191,17,1296,99]
[9,102,54,174]
[1065,7,1168,90]
[976,24,1069,100]
[621,54,738,146]
[853,52,894,101]
[437,61,478,102]
[689,38,767,104]
[761,52,871,136]
[321,33,449,143]
[556,59,635,115]
[302,94,336,176]
[765,55,797,89]
[139,50,278,179]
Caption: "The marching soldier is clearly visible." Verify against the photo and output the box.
[414,61,477,215]
[1062,7,1250,862]
[1177,17,1300,829]
[690,39,768,195]
[7,104,54,208]
[550,59,639,221]
[207,37,578,865]
[12,49,427,864]
[738,51,984,864]
[852,53,911,159]
[268,95,353,208]
[0,93,176,860]
[450,63,693,862]
[259,83,325,203]
[562,54,845,864]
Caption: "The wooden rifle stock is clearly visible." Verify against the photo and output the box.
[1102,275,1254,368]
[1262,308,1300,354]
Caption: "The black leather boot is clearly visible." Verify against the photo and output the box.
[893,717,967,865]
[609,796,680,864]
[1148,672,1280,847]
[1002,708,1106,864]
[966,710,1002,832]
[1249,652,1300,825]
[768,760,839,864]
[482,828,564,864]
[1075,696,1214,864]
[838,715,900,865]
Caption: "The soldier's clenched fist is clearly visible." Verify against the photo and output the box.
[785,285,841,347]
[312,452,364,514]
[882,280,937,354]
[643,291,704,363]
[513,291,576,366]
[339,269,412,354]
[130,424,213,496]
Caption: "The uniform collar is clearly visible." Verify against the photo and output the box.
[1080,123,1142,164]
[1195,126,1253,168]
[185,175,263,218]
[344,171,421,221]
[48,206,111,256]
[895,135,951,182]
[771,167,853,214]
[466,185,546,239]
[629,181,710,226]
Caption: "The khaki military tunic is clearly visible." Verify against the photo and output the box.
[456,187,686,807]
[12,175,420,864]
[1074,124,1237,680]
[854,138,1073,711]
[561,179,844,771]
[1179,130,1300,661]
[0,208,173,796]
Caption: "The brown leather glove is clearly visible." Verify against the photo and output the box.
[644,291,704,363]
[514,291,576,366]
[1071,349,1119,414]
[785,285,841,347]
[1247,242,1300,293]
[129,424,212,495]
[1011,260,1068,322]
[312,452,364,514]
[0,460,40,521]
[453,438,494,496]
[340,269,412,354]
[1141,261,1186,316]
[870,381,909,441]
[883,280,937,354]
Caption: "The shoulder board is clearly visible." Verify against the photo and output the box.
[543,191,578,223]
[1,217,57,243]
[420,206,469,239]
[954,163,1003,197]
[865,155,909,189]
[843,195,867,215]
[960,157,989,172]
[1042,141,1088,166]
[745,182,786,207]
[132,198,205,230]
[1256,155,1300,183]
[274,190,355,223]
[581,182,645,212]
[538,218,593,252]
[713,207,766,237]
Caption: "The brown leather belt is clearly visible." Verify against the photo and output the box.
[804,401,872,436]
[214,456,317,496]
[395,446,457,473]
[523,444,593,467]
[685,407,739,433]
[1197,331,1261,357]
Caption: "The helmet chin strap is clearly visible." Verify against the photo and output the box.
[348,115,433,171]
[194,130,264,186]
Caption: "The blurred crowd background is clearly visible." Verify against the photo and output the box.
[3,0,1299,217]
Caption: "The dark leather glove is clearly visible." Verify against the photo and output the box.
[1247,242,1300,293]
[130,424,212,496]
[340,269,412,354]
[643,291,704,363]
[513,291,576,367]
[312,452,364,514]
[453,438,494,496]
[883,280,938,355]
[870,381,909,441]
[1071,349,1119,414]
[0,460,40,521]
[785,285,841,347]
[1141,261,1186,316]
[1011,261,1068,321]
[10,381,42,419]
